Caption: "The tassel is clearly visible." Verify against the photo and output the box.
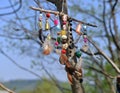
[38,29,44,43]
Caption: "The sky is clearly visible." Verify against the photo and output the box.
[0,0,114,82]
[0,0,68,82]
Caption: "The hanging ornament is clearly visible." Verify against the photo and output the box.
[83,35,88,43]
[76,23,82,35]
[45,19,50,30]
[42,39,52,55]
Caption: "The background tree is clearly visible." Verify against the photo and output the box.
[0,0,120,93]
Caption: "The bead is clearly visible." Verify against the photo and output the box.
[61,30,66,35]
[45,20,50,30]
[46,13,51,18]
[63,21,67,25]
[56,25,61,30]
[83,37,88,43]
[75,51,82,58]
[61,49,66,54]
[57,37,61,43]
[63,25,67,30]
[39,14,43,21]
[76,23,82,35]
[62,39,67,44]
[62,14,67,22]
[55,41,59,46]
[54,19,59,26]
[61,35,67,39]
[62,43,68,49]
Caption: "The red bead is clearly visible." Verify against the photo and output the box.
[63,21,67,25]
[61,49,66,54]
[46,13,51,18]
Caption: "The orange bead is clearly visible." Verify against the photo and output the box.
[76,23,82,35]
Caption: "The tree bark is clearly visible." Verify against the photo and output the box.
[54,0,85,93]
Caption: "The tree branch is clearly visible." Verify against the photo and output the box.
[30,6,97,27]
[88,39,120,74]
[0,83,15,93]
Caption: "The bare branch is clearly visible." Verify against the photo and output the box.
[0,83,15,93]
[30,6,97,27]
[88,39,120,74]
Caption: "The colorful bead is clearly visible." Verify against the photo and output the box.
[75,51,82,58]
[62,14,67,22]
[61,49,66,54]
[55,41,59,46]
[61,30,66,35]
[39,14,43,21]
[57,37,61,43]
[54,19,59,26]
[47,34,51,40]
[63,25,67,30]
[63,21,67,25]
[46,13,51,18]
[61,35,67,39]
[62,43,68,49]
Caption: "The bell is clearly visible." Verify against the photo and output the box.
[39,21,42,29]
[45,20,50,30]
[76,23,82,35]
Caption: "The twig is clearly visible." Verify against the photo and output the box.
[0,83,15,93]
[30,6,97,27]
[88,39,120,74]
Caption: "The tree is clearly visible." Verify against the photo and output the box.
[0,0,120,93]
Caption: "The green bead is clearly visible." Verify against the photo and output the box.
[57,37,61,43]
[75,51,82,58]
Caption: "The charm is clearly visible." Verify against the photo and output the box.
[57,36,61,44]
